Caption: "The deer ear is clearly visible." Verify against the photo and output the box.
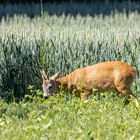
[40,69,49,80]
[50,71,61,80]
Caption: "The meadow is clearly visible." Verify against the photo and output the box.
[0,2,140,140]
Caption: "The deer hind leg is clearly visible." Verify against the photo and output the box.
[115,85,132,105]
[114,75,137,104]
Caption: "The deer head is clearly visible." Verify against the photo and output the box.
[40,70,61,99]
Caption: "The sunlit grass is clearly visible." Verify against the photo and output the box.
[0,93,140,140]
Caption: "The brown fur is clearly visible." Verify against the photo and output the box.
[40,61,137,103]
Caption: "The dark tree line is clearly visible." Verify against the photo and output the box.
[0,0,139,4]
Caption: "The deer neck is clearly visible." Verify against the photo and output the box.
[55,76,69,92]
[56,76,69,85]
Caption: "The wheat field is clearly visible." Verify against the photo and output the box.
[0,3,140,140]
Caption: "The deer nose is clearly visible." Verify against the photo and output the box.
[43,95,49,99]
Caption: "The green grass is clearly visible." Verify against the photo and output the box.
[0,94,140,140]
[0,3,140,139]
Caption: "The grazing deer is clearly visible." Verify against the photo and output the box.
[40,61,137,104]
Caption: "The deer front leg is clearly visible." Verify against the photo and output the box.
[80,91,91,101]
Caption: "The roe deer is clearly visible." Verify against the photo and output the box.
[40,61,137,104]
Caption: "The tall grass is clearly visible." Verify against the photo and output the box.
[0,10,140,99]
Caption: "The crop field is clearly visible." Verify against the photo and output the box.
[0,2,140,140]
